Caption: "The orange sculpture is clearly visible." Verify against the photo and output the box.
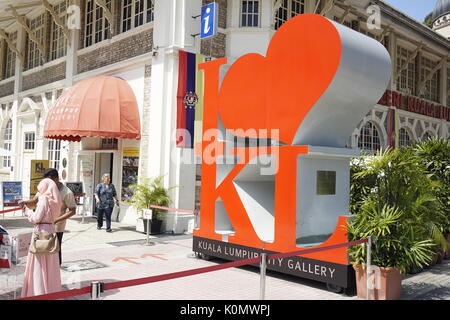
[193,14,391,290]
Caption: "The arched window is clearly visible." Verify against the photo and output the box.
[421,131,434,141]
[398,128,412,148]
[358,121,381,152]
[3,119,12,168]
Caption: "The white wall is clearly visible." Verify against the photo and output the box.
[296,155,350,241]
[226,0,273,58]
[112,67,145,225]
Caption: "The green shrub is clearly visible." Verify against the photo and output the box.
[348,146,448,273]
[128,175,178,221]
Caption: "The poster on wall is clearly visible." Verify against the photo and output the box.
[30,160,49,197]
[1,182,22,207]
[79,155,95,215]
[65,182,84,205]
[121,148,139,202]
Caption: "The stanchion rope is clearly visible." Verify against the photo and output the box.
[149,205,198,214]
[0,207,22,215]
[16,238,367,300]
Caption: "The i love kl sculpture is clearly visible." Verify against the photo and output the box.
[192,14,391,290]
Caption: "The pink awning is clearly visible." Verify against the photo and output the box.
[44,76,141,142]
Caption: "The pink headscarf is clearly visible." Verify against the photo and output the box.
[37,178,62,222]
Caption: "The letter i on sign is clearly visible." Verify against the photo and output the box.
[200,3,218,39]
[203,8,211,35]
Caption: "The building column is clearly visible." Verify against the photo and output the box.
[0,40,5,81]
[11,26,26,181]
[61,0,81,182]
[388,31,397,92]
[66,0,80,88]
[145,0,200,233]
[440,63,448,139]
[440,63,447,109]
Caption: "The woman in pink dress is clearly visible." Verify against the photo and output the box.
[21,178,63,298]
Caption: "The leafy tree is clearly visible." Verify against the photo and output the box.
[423,12,433,28]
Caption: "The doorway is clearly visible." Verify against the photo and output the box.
[92,153,114,218]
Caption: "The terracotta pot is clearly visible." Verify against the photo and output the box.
[354,264,403,300]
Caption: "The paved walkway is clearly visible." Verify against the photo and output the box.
[0,213,449,300]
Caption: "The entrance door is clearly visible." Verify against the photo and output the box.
[92,153,114,217]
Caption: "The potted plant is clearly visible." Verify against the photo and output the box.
[413,138,450,259]
[128,175,178,235]
[348,148,445,299]
[348,201,434,300]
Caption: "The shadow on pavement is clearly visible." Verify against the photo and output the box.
[63,279,122,300]
[106,233,193,247]
[0,278,123,301]
[0,217,33,229]
[412,286,450,300]
[199,256,355,298]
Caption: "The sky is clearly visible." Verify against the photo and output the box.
[383,0,437,22]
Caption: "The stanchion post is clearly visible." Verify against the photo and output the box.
[91,281,102,300]
[366,236,372,300]
[260,253,267,300]
[194,209,199,229]
[146,218,150,245]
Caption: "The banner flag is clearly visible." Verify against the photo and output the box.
[176,51,206,148]
[195,54,206,148]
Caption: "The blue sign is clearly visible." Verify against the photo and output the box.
[2,182,22,207]
[200,3,218,39]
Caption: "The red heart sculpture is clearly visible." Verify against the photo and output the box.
[218,14,342,145]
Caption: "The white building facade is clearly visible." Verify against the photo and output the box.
[0,0,449,233]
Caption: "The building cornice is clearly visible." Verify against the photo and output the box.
[374,0,450,48]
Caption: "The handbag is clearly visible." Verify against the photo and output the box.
[113,202,120,222]
[28,200,60,255]
[29,230,59,255]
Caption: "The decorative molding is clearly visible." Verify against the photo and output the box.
[0,28,24,64]
[94,0,114,35]
[42,0,70,40]
[320,0,334,16]
[433,13,450,29]
[338,3,355,24]
[7,5,46,63]
[378,24,391,42]
[394,42,424,81]
[417,55,449,95]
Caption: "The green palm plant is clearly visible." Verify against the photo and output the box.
[128,175,179,221]
[348,200,434,273]
[348,147,447,273]
[413,138,450,234]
